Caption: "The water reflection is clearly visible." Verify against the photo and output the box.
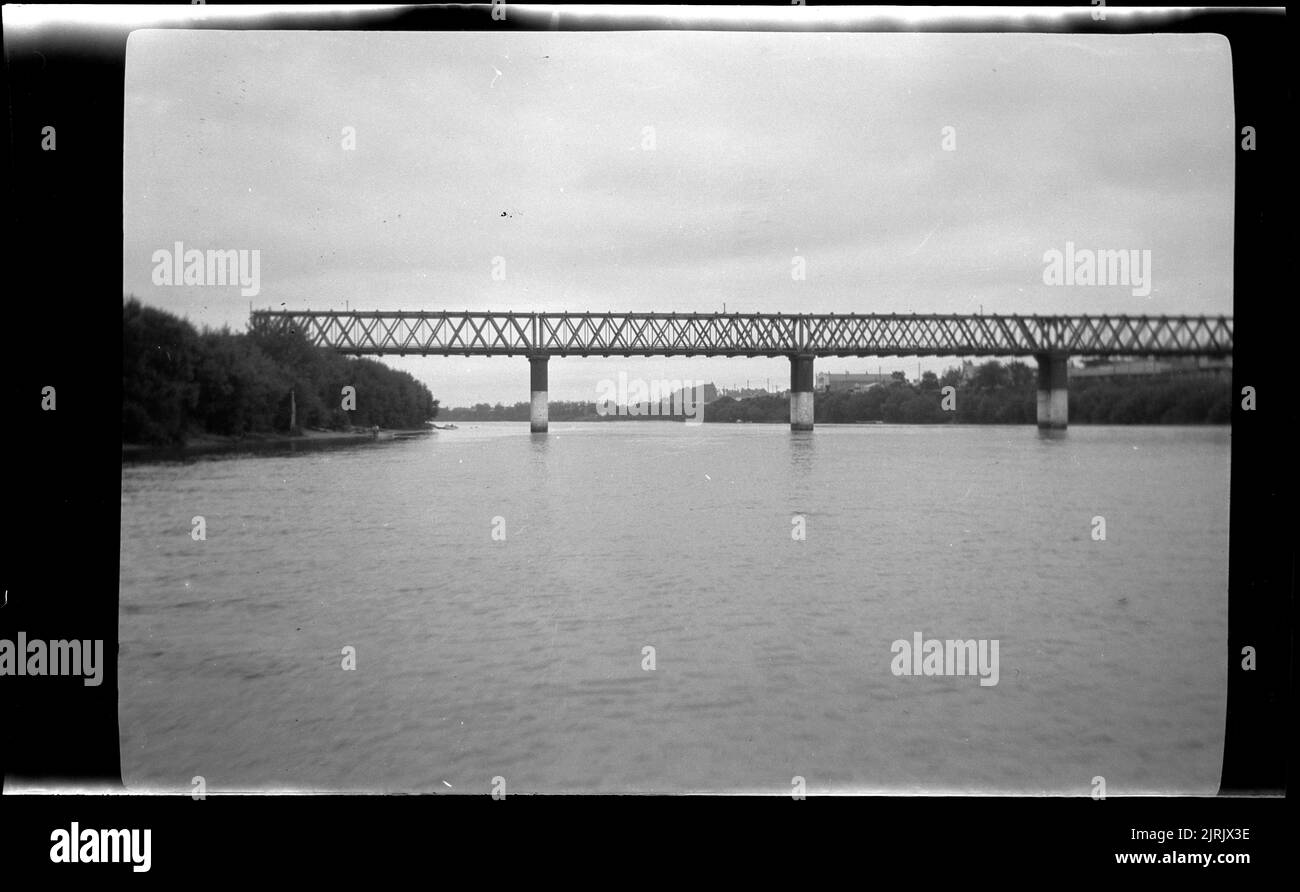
[528,428,552,473]
[788,429,816,475]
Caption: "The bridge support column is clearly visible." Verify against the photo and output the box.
[789,354,814,431]
[1035,353,1068,430]
[529,355,548,433]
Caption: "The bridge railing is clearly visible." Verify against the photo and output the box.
[248,310,1233,358]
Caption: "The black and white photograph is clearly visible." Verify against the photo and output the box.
[115,22,1239,795]
[1,1,1290,876]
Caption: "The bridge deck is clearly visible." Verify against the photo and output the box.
[248,310,1233,359]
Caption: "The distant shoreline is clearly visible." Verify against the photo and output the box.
[122,428,435,463]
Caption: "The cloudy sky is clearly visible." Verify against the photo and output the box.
[124,29,1233,405]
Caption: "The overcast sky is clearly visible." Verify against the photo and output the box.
[124,30,1234,405]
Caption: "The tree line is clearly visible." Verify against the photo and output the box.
[442,401,602,422]
[123,297,439,445]
[440,359,1229,425]
[709,361,1229,424]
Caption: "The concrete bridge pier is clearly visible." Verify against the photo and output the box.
[1035,352,1068,430]
[789,354,815,431]
[529,355,549,433]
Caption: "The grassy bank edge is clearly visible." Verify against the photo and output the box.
[122,428,434,463]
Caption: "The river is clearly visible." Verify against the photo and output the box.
[119,422,1230,794]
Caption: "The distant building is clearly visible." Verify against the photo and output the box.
[718,386,773,400]
[815,371,894,393]
[1070,356,1233,379]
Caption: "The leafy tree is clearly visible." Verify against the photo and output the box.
[123,297,439,444]
[123,298,202,444]
[1007,361,1035,389]
[972,360,1009,391]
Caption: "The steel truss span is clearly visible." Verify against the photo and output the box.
[248,311,1234,359]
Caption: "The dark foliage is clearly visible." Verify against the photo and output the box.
[123,297,439,444]
[401,358,1232,427]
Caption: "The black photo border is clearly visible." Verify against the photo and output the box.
[1,2,1289,878]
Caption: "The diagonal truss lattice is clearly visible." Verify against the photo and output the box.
[248,311,1234,358]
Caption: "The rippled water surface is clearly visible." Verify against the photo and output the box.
[119,423,1230,793]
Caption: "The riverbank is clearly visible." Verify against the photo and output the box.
[122,428,435,463]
